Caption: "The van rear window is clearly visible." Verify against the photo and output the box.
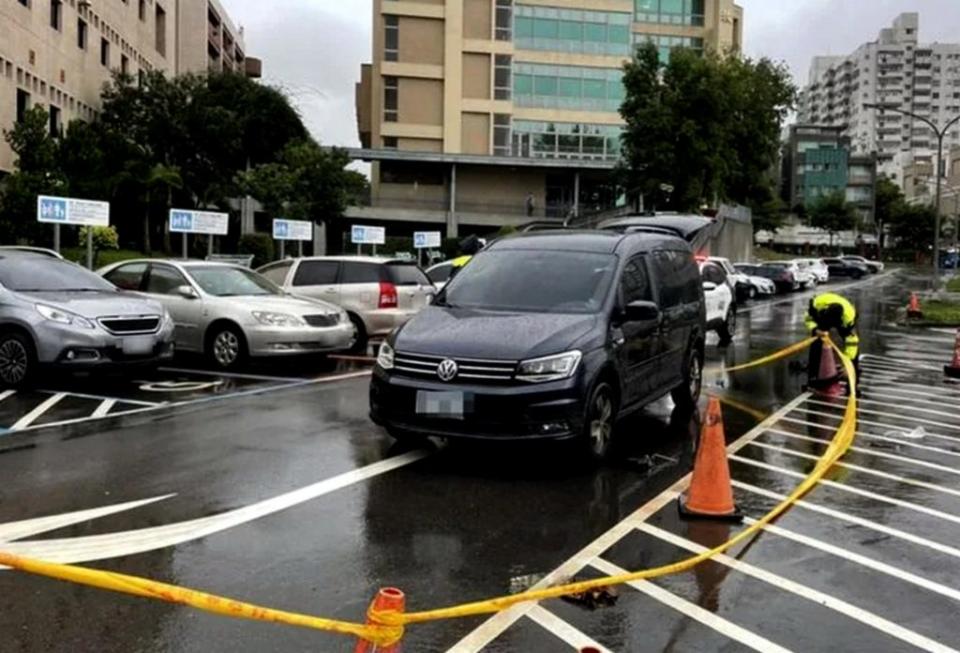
[386,263,429,286]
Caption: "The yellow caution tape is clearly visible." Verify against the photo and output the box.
[0,335,855,647]
[723,336,819,373]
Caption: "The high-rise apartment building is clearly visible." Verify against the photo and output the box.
[0,0,259,174]
[353,0,743,237]
[798,13,960,179]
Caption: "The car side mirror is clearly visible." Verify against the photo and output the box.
[702,281,717,291]
[176,285,199,299]
[624,300,660,323]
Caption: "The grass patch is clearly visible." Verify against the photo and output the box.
[922,299,960,325]
[947,276,960,293]
[61,248,150,268]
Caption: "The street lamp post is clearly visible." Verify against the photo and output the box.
[865,103,960,287]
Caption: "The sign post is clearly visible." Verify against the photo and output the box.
[169,209,229,259]
[413,231,442,267]
[273,219,313,260]
[37,195,110,269]
[350,225,386,256]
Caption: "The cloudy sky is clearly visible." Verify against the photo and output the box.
[224,1,960,148]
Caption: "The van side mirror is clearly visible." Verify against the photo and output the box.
[702,281,717,292]
[624,300,660,323]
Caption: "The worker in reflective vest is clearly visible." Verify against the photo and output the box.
[804,292,861,388]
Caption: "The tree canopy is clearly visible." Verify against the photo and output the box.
[808,191,859,248]
[619,43,796,225]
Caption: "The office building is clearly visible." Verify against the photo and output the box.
[798,13,960,178]
[781,124,877,223]
[353,0,744,237]
[0,0,259,174]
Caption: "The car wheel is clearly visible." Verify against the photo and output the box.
[748,286,757,300]
[207,324,246,370]
[581,381,617,462]
[717,307,736,346]
[348,314,368,354]
[0,331,36,389]
[672,346,703,408]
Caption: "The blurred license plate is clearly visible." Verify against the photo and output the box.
[121,336,154,355]
[416,391,465,419]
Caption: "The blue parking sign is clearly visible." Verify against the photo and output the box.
[273,220,290,239]
[352,226,366,243]
[170,211,194,232]
[414,233,427,248]
[39,197,67,222]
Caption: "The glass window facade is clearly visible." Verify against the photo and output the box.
[635,0,705,27]
[511,120,623,160]
[514,5,632,56]
[513,63,625,112]
[634,33,704,62]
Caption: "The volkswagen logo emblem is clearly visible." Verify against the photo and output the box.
[437,359,458,382]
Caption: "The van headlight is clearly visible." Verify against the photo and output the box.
[377,341,395,370]
[35,304,95,329]
[517,350,582,383]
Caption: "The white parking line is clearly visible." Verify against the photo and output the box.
[864,374,960,390]
[864,353,947,368]
[729,455,960,527]
[447,393,812,653]
[860,388,960,411]
[91,399,117,418]
[742,517,960,603]
[747,441,960,499]
[763,428,960,476]
[639,523,959,653]
[806,398,960,430]
[789,407,960,445]
[733,480,960,562]
[591,558,794,653]
[0,390,14,403]
[779,417,960,459]
[851,397,960,422]
[859,383,960,405]
[40,390,160,407]
[876,331,956,345]
[157,367,304,383]
[525,606,613,652]
[9,393,67,431]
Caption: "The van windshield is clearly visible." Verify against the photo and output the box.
[440,250,615,314]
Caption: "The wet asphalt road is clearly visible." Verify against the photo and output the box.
[1,269,958,652]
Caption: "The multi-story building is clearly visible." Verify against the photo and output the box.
[0,0,259,174]
[352,0,743,238]
[798,13,960,178]
[781,124,877,224]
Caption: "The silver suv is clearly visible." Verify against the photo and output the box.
[0,252,174,387]
[258,257,435,350]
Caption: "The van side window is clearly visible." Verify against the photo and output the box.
[293,261,340,286]
[620,256,651,304]
[341,262,383,284]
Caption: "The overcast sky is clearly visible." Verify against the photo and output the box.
[223,1,960,148]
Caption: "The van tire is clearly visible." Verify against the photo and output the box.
[672,346,703,408]
[717,307,736,346]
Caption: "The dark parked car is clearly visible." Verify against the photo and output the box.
[841,255,884,274]
[823,257,869,279]
[370,229,707,461]
[756,263,800,292]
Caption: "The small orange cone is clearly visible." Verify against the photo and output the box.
[355,588,405,653]
[679,397,742,522]
[808,339,844,397]
[946,329,960,379]
[907,292,923,319]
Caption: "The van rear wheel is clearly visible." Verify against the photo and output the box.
[672,347,703,408]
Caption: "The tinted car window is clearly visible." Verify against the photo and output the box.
[427,264,452,284]
[293,260,340,286]
[701,263,726,285]
[652,250,698,308]
[823,258,843,265]
[0,256,114,291]
[341,262,383,284]
[620,257,652,304]
[105,262,148,290]
[259,261,292,286]
[443,250,615,314]
[386,263,429,286]
[146,265,189,295]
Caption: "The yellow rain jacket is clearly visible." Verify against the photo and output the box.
[804,292,859,360]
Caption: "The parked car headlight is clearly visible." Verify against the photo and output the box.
[517,350,582,383]
[35,304,95,329]
[377,341,395,370]
[252,311,305,327]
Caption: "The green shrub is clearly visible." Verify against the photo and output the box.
[239,233,274,268]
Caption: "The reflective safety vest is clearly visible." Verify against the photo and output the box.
[451,255,472,269]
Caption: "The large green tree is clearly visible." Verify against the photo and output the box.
[619,42,796,221]
[874,175,905,252]
[888,203,936,256]
[808,191,858,250]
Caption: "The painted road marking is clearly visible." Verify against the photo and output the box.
[847,397,960,422]
[91,399,117,418]
[729,455,960,527]
[787,407,960,446]
[9,393,67,430]
[158,366,305,383]
[2,450,428,564]
[859,384,960,406]
[591,558,794,653]
[742,517,960,603]
[525,606,613,652]
[0,494,175,543]
[860,389,960,410]
[0,390,15,403]
[747,441,960,500]
[764,428,960,476]
[805,398,960,430]
[638,523,960,653]
[448,393,812,653]
[39,390,160,407]
[875,331,957,344]
[733,480,960,562]
[779,418,960,459]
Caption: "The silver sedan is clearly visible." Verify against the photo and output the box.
[98,260,355,369]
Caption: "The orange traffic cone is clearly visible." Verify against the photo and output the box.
[945,329,960,379]
[355,588,405,653]
[808,338,844,397]
[907,292,923,319]
[679,397,742,522]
